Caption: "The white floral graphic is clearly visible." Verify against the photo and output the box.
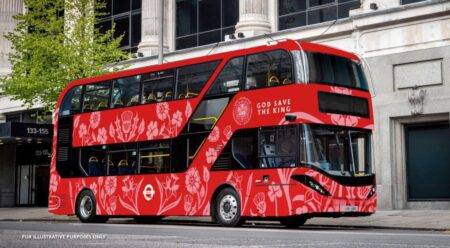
[156,102,169,120]
[90,182,98,195]
[184,194,193,213]
[205,147,218,164]
[268,182,282,201]
[104,177,117,196]
[330,114,359,127]
[223,125,232,140]
[146,121,158,139]
[185,168,201,194]
[109,111,145,143]
[208,126,220,142]
[97,127,107,143]
[156,174,182,215]
[171,110,183,128]
[78,123,87,138]
[49,174,59,192]
[268,182,283,216]
[253,192,267,215]
[89,112,101,129]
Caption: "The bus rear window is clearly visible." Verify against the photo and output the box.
[307,52,368,90]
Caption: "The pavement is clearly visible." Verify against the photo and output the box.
[0,207,449,231]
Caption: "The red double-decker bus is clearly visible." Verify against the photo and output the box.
[49,39,375,227]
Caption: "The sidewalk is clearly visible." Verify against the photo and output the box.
[0,207,449,231]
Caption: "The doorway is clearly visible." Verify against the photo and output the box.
[16,164,49,206]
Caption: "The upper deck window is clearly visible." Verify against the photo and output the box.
[60,86,82,116]
[176,61,220,99]
[278,0,360,31]
[246,50,293,89]
[206,56,244,97]
[82,82,111,112]
[307,52,368,90]
[111,75,141,108]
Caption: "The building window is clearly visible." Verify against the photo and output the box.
[400,0,426,4]
[278,0,360,31]
[176,0,239,50]
[97,0,142,52]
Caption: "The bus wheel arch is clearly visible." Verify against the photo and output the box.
[75,189,108,223]
[211,184,243,227]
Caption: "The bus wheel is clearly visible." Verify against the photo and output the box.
[75,190,108,223]
[214,187,243,227]
[280,217,307,229]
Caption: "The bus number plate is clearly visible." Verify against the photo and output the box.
[342,205,358,212]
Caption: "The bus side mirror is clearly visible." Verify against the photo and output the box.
[285,114,297,122]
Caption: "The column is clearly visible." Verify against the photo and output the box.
[0,0,23,76]
[235,0,271,37]
[138,0,169,57]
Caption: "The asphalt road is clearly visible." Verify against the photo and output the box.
[0,220,449,248]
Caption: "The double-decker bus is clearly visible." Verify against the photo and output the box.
[49,39,375,227]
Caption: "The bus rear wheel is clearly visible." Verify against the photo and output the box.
[280,217,307,229]
[75,190,108,223]
[214,187,243,227]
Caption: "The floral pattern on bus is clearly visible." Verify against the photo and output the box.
[72,100,196,147]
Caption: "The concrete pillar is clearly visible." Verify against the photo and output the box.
[138,0,169,57]
[235,0,271,38]
[0,0,23,76]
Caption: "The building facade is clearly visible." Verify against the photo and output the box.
[0,0,449,209]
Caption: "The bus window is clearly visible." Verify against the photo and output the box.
[232,130,257,169]
[80,146,107,176]
[60,86,82,116]
[188,98,229,132]
[259,126,297,168]
[141,70,175,103]
[108,144,138,176]
[307,52,369,90]
[246,50,293,89]
[111,75,141,108]
[176,61,220,99]
[83,82,111,112]
[139,142,171,174]
[206,57,244,96]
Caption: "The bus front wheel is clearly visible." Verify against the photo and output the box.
[75,190,108,223]
[214,187,243,227]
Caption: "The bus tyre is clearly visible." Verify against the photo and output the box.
[280,217,307,229]
[214,188,243,227]
[75,190,108,223]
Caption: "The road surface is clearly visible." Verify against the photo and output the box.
[0,220,449,247]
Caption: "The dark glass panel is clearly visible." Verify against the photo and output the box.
[279,0,306,16]
[131,13,141,46]
[309,0,334,7]
[113,0,130,14]
[199,0,221,32]
[132,0,141,10]
[114,16,130,47]
[338,1,360,19]
[279,12,306,30]
[401,0,426,4]
[307,5,337,25]
[177,61,220,99]
[199,30,221,46]
[222,0,239,27]
[176,35,197,50]
[176,0,198,37]
[97,20,112,35]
